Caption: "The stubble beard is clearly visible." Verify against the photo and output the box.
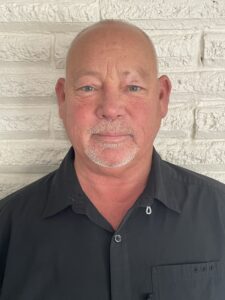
[84,120,139,168]
[85,142,138,168]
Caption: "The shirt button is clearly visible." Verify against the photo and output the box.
[114,234,122,243]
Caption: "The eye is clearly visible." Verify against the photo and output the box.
[79,85,95,92]
[128,85,142,92]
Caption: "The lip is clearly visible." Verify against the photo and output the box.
[92,133,131,143]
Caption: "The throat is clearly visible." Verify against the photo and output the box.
[74,158,151,230]
[87,191,143,230]
[93,198,135,230]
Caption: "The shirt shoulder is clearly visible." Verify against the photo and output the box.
[160,159,225,213]
[0,171,56,216]
[163,160,225,194]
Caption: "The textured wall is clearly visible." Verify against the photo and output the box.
[1,0,225,199]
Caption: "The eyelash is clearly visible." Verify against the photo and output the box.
[127,85,143,92]
[77,84,143,93]
[79,85,95,92]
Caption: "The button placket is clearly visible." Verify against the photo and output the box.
[110,230,132,300]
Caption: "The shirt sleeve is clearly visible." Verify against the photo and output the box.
[0,199,11,294]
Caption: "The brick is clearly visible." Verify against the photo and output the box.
[0,1,100,22]
[100,0,225,19]
[155,139,225,170]
[148,32,200,70]
[131,19,225,31]
[0,141,70,172]
[0,108,50,136]
[195,106,225,138]
[0,174,44,199]
[55,34,77,69]
[204,33,225,67]
[169,71,225,97]
[0,73,59,97]
[159,104,194,138]
[0,34,51,63]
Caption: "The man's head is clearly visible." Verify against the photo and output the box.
[55,20,171,171]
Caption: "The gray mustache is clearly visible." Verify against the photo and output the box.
[88,121,134,135]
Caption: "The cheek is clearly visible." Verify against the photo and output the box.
[129,100,153,124]
[65,102,96,133]
[130,103,161,137]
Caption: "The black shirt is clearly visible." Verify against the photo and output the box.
[0,147,225,300]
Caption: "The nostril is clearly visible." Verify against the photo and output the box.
[96,97,124,120]
[100,112,123,121]
[101,114,122,121]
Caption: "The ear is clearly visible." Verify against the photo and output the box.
[55,78,66,119]
[158,75,172,118]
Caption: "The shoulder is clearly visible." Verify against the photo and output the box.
[163,159,225,189]
[161,159,225,206]
[0,171,56,215]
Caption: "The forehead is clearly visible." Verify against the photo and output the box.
[73,22,152,51]
[70,67,151,83]
[66,24,157,78]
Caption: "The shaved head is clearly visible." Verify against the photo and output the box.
[65,20,158,76]
[56,18,171,171]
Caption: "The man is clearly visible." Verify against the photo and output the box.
[0,20,225,300]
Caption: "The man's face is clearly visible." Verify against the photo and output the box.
[56,25,171,170]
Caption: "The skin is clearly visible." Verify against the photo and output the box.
[55,21,171,229]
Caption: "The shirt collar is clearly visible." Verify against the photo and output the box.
[42,147,87,218]
[131,148,184,214]
[42,147,185,218]
[149,149,185,213]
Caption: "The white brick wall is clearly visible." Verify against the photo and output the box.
[0,0,225,199]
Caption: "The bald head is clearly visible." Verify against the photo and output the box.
[56,19,171,171]
[65,20,158,76]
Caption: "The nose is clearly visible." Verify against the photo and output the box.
[95,85,124,120]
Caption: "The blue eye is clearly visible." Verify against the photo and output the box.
[128,85,142,92]
[80,86,95,92]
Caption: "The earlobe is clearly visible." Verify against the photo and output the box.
[55,78,66,119]
[158,75,172,118]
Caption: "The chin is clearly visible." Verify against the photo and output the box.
[85,147,138,169]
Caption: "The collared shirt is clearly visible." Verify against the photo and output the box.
[0,147,225,300]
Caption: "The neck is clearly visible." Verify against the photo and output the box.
[74,149,153,194]
[74,149,153,229]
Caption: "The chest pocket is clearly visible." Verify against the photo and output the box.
[151,261,225,300]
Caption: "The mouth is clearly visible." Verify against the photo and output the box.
[92,133,132,143]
